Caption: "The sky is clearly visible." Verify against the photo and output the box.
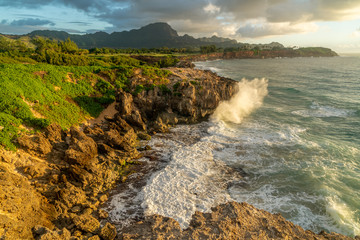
[0,0,360,53]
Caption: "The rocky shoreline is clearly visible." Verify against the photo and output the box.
[0,63,357,240]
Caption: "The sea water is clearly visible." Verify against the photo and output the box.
[108,57,360,236]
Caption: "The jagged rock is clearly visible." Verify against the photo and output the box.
[69,165,94,190]
[17,133,52,156]
[116,90,146,130]
[120,202,355,240]
[71,212,100,234]
[113,114,133,132]
[58,182,87,208]
[105,129,124,148]
[44,123,64,143]
[137,132,151,141]
[121,215,182,240]
[120,128,138,151]
[33,226,71,240]
[100,222,117,240]
[65,127,98,167]
[97,143,114,154]
[152,117,169,133]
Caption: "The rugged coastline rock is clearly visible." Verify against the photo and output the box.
[121,202,357,240]
[180,48,338,62]
[0,66,238,239]
[0,66,356,240]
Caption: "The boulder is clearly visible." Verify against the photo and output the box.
[71,212,100,234]
[100,222,117,240]
[44,123,64,144]
[17,133,52,156]
[65,127,98,167]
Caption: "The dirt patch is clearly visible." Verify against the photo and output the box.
[88,101,117,126]
[22,97,46,119]
[65,73,76,83]
[33,71,47,79]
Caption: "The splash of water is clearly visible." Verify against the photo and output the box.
[211,78,268,123]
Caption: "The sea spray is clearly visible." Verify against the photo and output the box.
[212,78,268,123]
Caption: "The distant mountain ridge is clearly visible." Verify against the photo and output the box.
[25,22,267,49]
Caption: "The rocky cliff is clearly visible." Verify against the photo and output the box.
[0,66,237,239]
[0,65,355,240]
[181,48,338,62]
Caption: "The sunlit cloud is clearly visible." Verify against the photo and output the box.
[237,20,319,38]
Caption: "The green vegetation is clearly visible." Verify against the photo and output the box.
[200,45,217,54]
[0,34,338,150]
[295,47,338,57]
[0,37,182,150]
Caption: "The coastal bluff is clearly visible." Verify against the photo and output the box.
[0,64,356,240]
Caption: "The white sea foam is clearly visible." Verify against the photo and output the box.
[212,78,268,124]
[326,196,360,236]
[292,102,355,118]
[140,132,236,228]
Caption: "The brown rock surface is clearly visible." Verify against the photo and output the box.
[100,222,117,240]
[65,127,98,167]
[17,133,52,156]
[0,66,353,240]
[120,202,356,240]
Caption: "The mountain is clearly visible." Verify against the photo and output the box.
[26,22,243,49]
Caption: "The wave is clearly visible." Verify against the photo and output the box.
[211,78,268,124]
[326,196,360,236]
[292,102,356,118]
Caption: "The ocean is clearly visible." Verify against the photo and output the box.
[108,57,360,236]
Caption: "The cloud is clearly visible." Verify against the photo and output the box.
[237,21,318,38]
[1,0,360,38]
[9,18,55,26]
[350,28,360,38]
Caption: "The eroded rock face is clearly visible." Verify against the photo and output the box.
[17,133,52,156]
[4,66,354,240]
[120,202,356,240]
[65,127,98,167]
[0,156,56,239]
[116,67,238,133]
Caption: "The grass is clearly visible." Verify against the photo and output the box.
[0,60,175,150]
[0,63,125,150]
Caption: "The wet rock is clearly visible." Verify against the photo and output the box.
[100,222,117,240]
[120,202,355,240]
[137,132,151,141]
[65,127,98,167]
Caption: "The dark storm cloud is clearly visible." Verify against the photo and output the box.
[9,18,55,26]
